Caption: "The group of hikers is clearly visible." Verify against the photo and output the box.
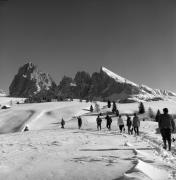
[60,107,175,151]
[60,116,82,129]
[23,103,175,152]
[60,111,140,136]
[96,112,140,136]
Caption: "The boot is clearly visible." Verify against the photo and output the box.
[163,140,167,149]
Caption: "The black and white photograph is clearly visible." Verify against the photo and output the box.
[0,0,176,179]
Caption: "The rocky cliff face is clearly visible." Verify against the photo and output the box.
[100,67,176,101]
[10,63,176,102]
[58,66,176,102]
[9,62,56,97]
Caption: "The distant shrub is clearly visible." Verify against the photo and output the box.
[155,109,161,122]
[90,105,93,112]
[107,100,111,108]
[138,102,145,114]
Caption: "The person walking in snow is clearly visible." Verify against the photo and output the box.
[96,115,102,131]
[61,118,65,128]
[118,115,124,133]
[77,116,82,129]
[158,108,175,151]
[126,115,132,135]
[105,113,112,130]
[132,113,140,136]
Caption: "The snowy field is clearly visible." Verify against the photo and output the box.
[0,97,176,179]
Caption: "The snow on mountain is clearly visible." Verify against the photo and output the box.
[140,84,158,96]
[101,66,138,87]
[0,89,6,97]
[101,66,176,101]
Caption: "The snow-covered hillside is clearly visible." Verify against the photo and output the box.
[0,97,176,179]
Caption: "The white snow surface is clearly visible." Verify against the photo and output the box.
[0,97,176,179]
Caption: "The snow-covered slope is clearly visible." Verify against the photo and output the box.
[0,100,175,179]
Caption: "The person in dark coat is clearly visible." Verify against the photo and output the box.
[158,108,175,151]
[61,118,65,128]
[105,114,112,130]
[116,109,119,117]
[133,113,140,135]
[77,116,82,129]
[96,115,102,131]
[126,115,132,134]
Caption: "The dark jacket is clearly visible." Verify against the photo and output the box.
[158,114,175,130]
[133,116,140,127]
[96,117,102,125]
[105,115,112,124]
[127,117,132,126]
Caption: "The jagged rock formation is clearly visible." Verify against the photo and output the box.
[58,66,176,102]
[9,63,176,102]
[9,62,57,97]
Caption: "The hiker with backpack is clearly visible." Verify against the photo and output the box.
[77,116,82,129]
[133,113,140,135]
[61,118,65,128]
[118,115,125,133]
[105,113,112,130]
[96,115,102,131]
[126,115,133,134]
[158,108,175,151]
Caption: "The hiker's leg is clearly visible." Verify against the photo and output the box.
[166,128,171,150]
[128,126,130,134]
[161,129,167,149]
[137,127,139,135]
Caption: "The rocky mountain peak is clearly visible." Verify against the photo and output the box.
[9,62,56,97]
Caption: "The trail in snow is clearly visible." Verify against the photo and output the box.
[117,138,176,180]
[0,100,176,179]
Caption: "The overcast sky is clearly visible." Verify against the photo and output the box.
[0,0,176,93]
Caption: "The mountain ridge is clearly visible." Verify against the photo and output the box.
[8,63,176,102]
[100,66,176,101]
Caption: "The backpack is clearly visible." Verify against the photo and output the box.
[97,117,102,124]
